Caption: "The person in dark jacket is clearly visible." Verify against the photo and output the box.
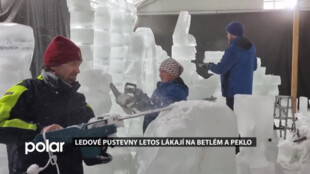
[0,36,109,174]
[205,21,257,110]
[131,58,189,132]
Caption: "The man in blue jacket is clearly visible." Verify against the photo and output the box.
[205,21,257,110]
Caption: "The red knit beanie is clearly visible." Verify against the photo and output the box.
[44,35,82,67]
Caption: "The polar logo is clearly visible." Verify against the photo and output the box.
[25,140,65,155]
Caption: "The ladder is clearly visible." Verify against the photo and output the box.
[273,95,297,139]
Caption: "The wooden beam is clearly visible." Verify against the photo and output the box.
[291,0,300,113]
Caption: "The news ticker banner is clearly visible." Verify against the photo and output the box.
[73,137,256,147]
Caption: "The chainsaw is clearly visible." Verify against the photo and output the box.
[110,82,140,114]
[32,105,174,167]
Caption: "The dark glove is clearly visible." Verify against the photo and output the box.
[82,144,112,166]
[191,59,203,69]
[201,63,209,69]
[207,62,216,70]
[191,58,210,69]
[133,88,151,111]
[134,88,144,99]
[195,63,214,79]
[195,62,208,73]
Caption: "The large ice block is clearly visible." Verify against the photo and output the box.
[97,0,113,8]
[132,101,238,174]
[0,22,34,173]
[110,73,124,87]
[78,44,93,61]
[71,28,94,44]
[110,33,126,47]
[123,13,135,33]
[234,95,274,141]
[204,51,224,61]
[110,10,126,33]
[188,76,220,100]
[109,58,125,73]
[93,45,110,70]
[155,46,168,63]
[0,23,34,68]
[176,60,197,84]
[257,58,262,68]
[77,69,112,115]
[126,33,145,61]
[94,7,111,30]
[67,0,92,11]
[70,11,94,28]
[110,46,128,58]
[135,28,156,48]
[299,96,308,116]
[0,144,8,173]
[171,45,196,60]
[94,30,110,45]
[234,95,278,174]
[173,11,196,46]
[79,60,93,71]
[0,23,34,93]
[123,60,142,75]
[94,45,110,59]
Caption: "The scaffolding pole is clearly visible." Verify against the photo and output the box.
[291,0,300,114]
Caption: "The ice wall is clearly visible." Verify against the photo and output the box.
[299,96,309,116]
[68,0,169,118]
[0,144,8,174]
[132,101,238,174]
[172,11,197,69]
[67,0,112,115]
[67,1,169,173]
[234,95,279,174]
[110,25,168,96]
[134,28,165,95]
[67,0,94,69]
[0,23,34,94]
[171,11,196,84]
[116,26,168,148]
[253,58,281,96]
[172,11,219,100]
[99,0,136,87]
[0,22,35,174]
[93,0,168,97]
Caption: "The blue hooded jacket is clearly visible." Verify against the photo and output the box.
[142,77,189,132]
[208,36,257,98]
